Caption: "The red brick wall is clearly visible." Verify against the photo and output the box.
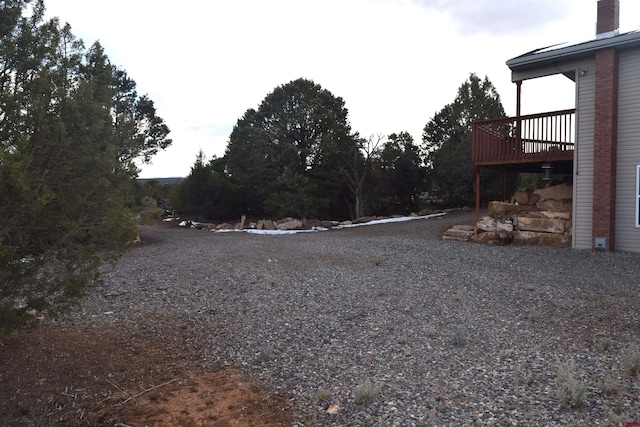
[597,0,620,35]
[592,47,619,250]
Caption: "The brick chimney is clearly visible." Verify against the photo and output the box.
[592,0,620,250]
[596,0,620,38]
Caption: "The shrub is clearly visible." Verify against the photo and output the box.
[622,345,640,376]
[451,328,467,346]
[315,389,332,403]
[354,381,382,406]
[598,375,621,396]
[554,361,587,408]
[598,336,612,352]
[373,253,384,266]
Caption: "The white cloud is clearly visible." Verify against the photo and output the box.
[412,0,575,36]
[41,0,640,178]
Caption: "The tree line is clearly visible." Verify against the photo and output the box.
[170,74,511,221]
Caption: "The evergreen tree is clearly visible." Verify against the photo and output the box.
[169,151,236,220]
[378,132,424,213]
[422,74,505,207]
[0,0,171,333]
[224,78,354,218]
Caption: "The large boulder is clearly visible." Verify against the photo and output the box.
[533,183,573,201]
[471,231,513,245]
[443,225,474,242]
[488,201,532,216]
[515,216,567,234]
[536,199,572,213]
[538,211,571,220]
[476,216,514,233]
[277,219,303,230]
[513,189,540,205]
[512,231,571,247]
[303,219,323,228]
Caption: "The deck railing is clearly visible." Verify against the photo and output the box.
[472,109,576,166]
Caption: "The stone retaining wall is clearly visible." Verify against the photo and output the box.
[471,183,573,247]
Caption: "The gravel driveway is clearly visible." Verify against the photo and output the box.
[67,211,640,426]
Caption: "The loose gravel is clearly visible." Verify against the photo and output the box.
[63,211,640,426]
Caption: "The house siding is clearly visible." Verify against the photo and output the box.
[615,48,640,253]
[573,59,596,250]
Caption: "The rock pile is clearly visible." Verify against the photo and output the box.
[473,183,573,247]
[183,210,445,232]
[188,215,340,231]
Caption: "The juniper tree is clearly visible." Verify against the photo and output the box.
[0,0,171,333]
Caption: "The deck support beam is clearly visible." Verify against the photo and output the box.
[475,167,481,220]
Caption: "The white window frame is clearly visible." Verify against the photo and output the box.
[637,165,640,227]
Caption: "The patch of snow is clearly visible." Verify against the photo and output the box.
[335,213,446,229]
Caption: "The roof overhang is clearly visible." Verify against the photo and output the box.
[507,29,640,73]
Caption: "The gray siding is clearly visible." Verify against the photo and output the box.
[572,59,596,250]
[615,48,640,253]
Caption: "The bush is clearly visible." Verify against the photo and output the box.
[554,361,587,408]
[354,381,382,406]
[622,345,640,376]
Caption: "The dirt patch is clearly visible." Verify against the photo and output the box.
[0,321,296,426]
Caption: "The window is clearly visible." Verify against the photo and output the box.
[637,165,640,227]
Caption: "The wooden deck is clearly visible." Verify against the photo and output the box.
[472,109,575,173]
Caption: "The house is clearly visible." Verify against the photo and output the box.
[472,0,640,253]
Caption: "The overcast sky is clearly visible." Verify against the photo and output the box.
[43,0,640,178]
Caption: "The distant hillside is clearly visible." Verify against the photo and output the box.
[137,177,184,185]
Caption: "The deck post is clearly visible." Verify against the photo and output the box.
[475,167,481,220]
[516,81,522,149]
[503,171,508,202]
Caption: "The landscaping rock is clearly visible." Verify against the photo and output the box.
[321,220,339,228]
[514,189,533,205]
[488,201,532,216]
[516,216,567,234]
[538,211,571,220]
[277,219,303,230]
[533,183,573,201]
[537,199,572,212]
[471,230,513,244]
[443,225,474,241]
[512,230,571,247]
[476,216,514,233]
[303,219,322,228]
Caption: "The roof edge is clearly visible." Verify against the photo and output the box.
[507,29,640,71]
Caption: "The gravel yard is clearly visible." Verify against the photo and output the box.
[4,210,640,426]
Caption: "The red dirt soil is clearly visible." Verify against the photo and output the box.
[0,321,296,426]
